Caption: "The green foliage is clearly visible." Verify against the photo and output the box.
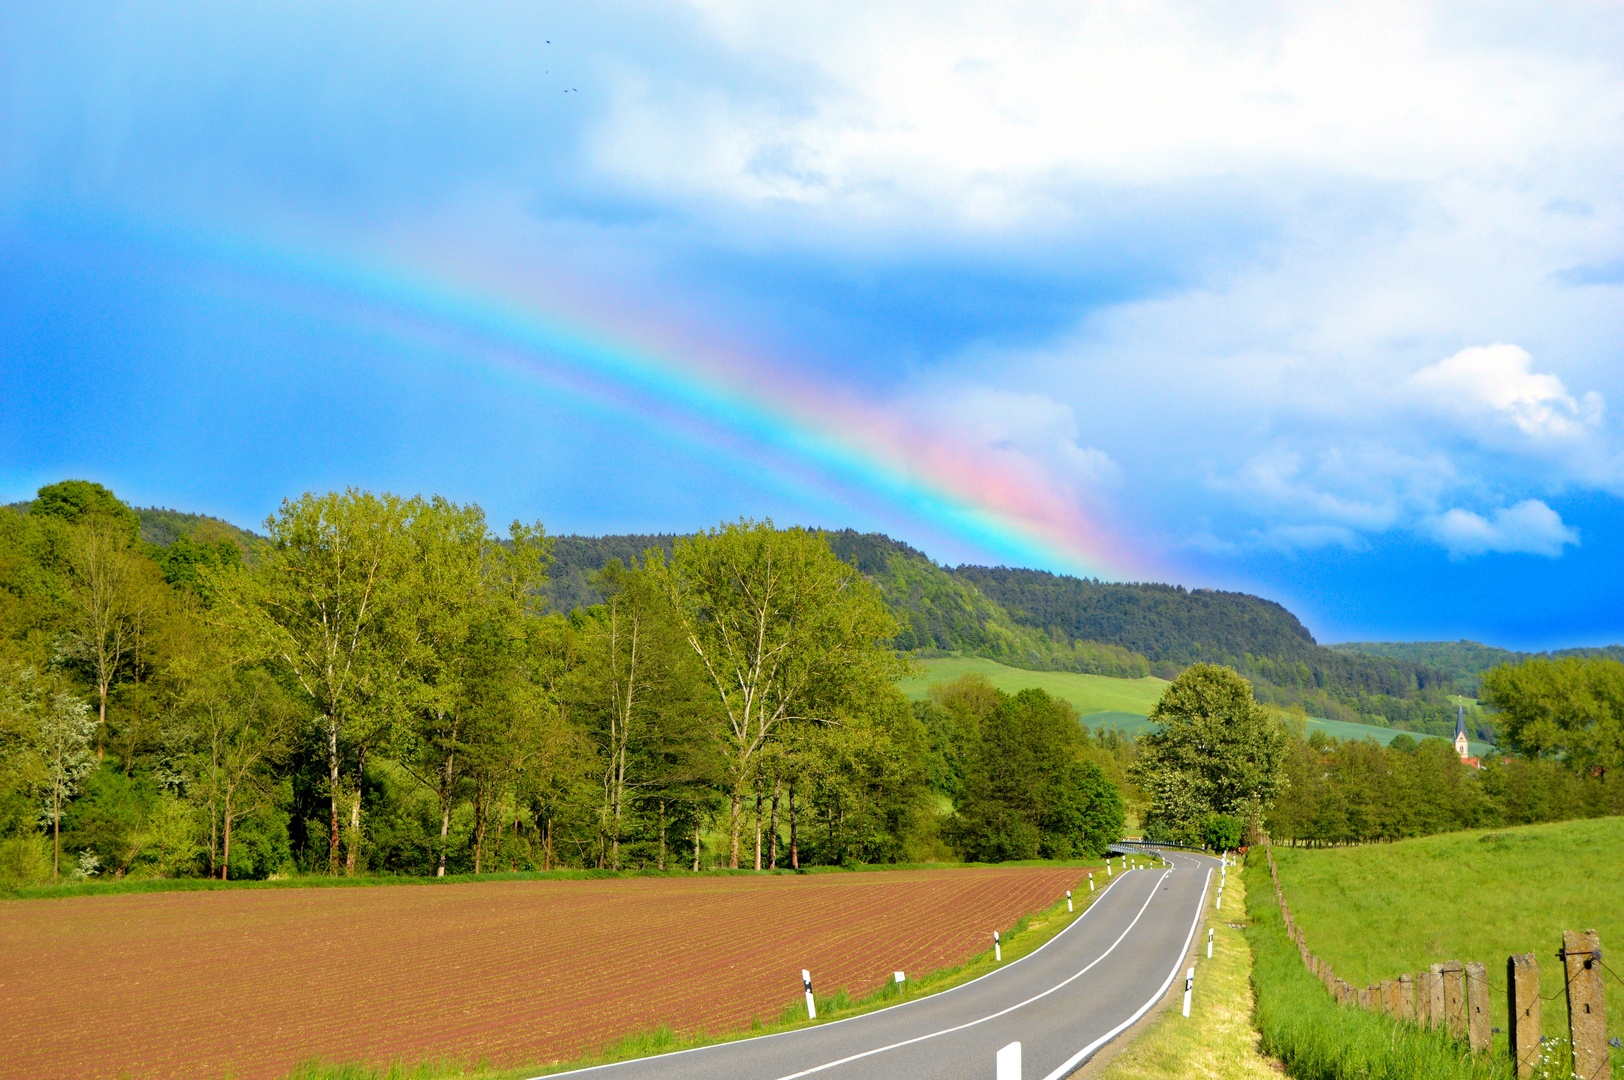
[1202,812,1244,852]
[1266,728,1624,845]
[31,479,141,544]
[1480,655,1624,775]
[944,686,1123,860]
[1243,854,1512,1080]
[654,520,908,867]
[1131,664,1288,843]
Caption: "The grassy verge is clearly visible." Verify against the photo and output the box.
[1269,817,1624,1049]
[1245,853,1511,1080]
[276,856,1166,1080]
[3,857,1107,902]
[1095,868,1278,1080]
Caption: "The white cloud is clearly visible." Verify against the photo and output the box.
[911,385,1121,491]
[1422,499,1579,558]
[1407,344,1603,440]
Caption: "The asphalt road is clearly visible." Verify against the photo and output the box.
[541,849,1217,1080]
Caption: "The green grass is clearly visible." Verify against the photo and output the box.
[898,655,1171,714]
[1269,817,1624,1067]
[275,857,1164,1079]
[1245,854,1512,1080]
[898,655,1492,754]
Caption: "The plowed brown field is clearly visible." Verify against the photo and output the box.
[0,866,1084,1080]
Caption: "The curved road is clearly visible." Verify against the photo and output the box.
[542,849,1218,1080]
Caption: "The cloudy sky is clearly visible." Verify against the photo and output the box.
[4,1,1622,649]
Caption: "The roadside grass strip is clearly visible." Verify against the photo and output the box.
[1243,854,1510,1080]
[279,856,1168,1080]
[1094,870,1279,1080]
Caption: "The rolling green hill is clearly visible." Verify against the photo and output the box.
[540,529,1514,742]
[900,655,1492,754]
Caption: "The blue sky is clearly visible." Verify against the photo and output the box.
[3,2,1623,650]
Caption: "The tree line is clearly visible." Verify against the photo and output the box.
[1125,659,1624,849]
[0,481,1125,885]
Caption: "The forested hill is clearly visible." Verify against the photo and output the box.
[1332,640,1624,688]
[135,507,266,556]
[950,566,1448,698]
[543,534,681,614]
[540,529,1466,729]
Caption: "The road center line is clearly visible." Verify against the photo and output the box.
[767,868,1173,1080]
[1038,854,1213,1080]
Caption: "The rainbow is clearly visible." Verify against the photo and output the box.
[151,215,1142,579]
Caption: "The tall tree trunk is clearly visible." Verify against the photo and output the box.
[658,800,667,871]
[728,788,742,869]
[436,736,454,878]
[754,781,764,871]
[768,781,780,870]
[326,715,341,875]
[52,797,61,879]
[221,789,233,881]
[789,780,798,870]
[346,746,366,877]
[692,817,701,872]
[473,780,488,874]
[544,817,553,872]
[96,682,107,761]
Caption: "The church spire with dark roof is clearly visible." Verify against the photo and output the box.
[1454,697,1470,759]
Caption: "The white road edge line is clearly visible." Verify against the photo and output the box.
[1038,854,1214,1080]
[530,865,1147,1080]
[766,868,1174,1080]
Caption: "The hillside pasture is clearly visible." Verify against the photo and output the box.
[901,656,1492,753]
[1270,817,1624,1055]
[0,866,1083,1080]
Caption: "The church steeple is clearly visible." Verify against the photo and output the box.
[1454,697,1470,759]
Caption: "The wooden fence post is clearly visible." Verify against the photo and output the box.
[1507,953,1540,1079]
[1465,961,1490,1053]
[1561,930,1610,1080]
[1380,978,1396,1014]
[1427,965,1448,1030]
[1441,961,1466,1039]
[1416,971,1433,1027]
[1358,985,1373,1009]
[1397,973,1415,1022]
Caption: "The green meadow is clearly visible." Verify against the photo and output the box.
[900,656,1492,753]
[897,655,1171,714]
[1270,817,1624,1054]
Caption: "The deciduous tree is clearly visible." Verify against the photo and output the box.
[652,521,906,867]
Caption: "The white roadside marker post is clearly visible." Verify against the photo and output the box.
[993,929,1001,962]
[1088,872,1095,892]
[803,970,816,1019]
[1106,859,1112,878]
[996,1040,1021,1080]
[1183,967,1195,1017]
[1208,928,1214,959]
[1067,889,1073,913]
[894,971,905,987]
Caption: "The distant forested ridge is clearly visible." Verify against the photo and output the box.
[543,534,680,614]
[1330,640,1624,690]
[134,507,265,555]
[541,530,1478,736]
